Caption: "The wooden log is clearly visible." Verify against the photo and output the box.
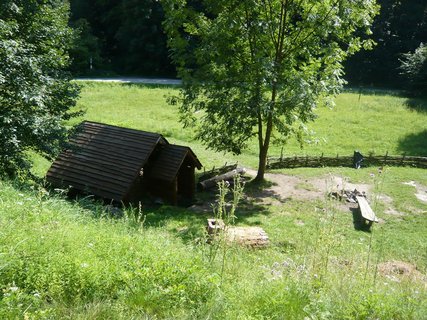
[197,168,246,191]
[226,226,269,247]
[207,218,225,235]
[198,163,238,181]
[206,219,269,247]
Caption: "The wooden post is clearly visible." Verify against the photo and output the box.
[401,153,406,166]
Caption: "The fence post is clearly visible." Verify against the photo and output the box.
[400,153,406,166]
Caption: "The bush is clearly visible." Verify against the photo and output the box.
[400,43,427,96]
[0,1,80,177]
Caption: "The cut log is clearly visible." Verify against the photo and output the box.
[226,226,269,248]
[198,168,246,191]
[356,196,378,223]
[206,219,269,248]
[207,218,225,235]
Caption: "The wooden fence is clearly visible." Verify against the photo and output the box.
[267,153,427,169]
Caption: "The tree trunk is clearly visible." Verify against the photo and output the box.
[255,113,273,182]
[255,143,269,182]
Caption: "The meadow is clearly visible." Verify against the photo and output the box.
[1,82,426,319]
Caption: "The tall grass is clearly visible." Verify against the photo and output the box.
[1,168,426,318]
[0,180,216,319]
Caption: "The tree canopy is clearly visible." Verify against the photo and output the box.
[69,0,174,76]
[345,0,427,87]
[162,0,378,180]
[68,0,426,91]
[400,43,427,96]
[0,0,80,177]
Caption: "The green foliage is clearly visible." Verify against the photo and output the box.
[400,43,427,96]
[69,0,174,76]
[2,92,427,320]
[162,0,379,180]
[0,0,80,177]
[345,0,427,88]
[69,18,103,75]
[52,83,425,180]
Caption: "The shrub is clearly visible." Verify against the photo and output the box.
[400,43,427,96]
[0,1,80,177]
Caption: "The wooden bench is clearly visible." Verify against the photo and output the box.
[356,196,378,227]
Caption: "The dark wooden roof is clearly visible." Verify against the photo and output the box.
[146,144,202,182]
[46,121,167,201]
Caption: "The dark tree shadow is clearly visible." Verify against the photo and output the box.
[404,98,427,114]
[397,129,427,156]
[62,173,296,244]
[122,82,180,90]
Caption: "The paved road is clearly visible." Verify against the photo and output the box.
[75,77,182,85]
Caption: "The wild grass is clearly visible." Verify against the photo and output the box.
[2,83,427,318]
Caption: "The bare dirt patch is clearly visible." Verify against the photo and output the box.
[377,194,406,216]
[192,169,403,217]
[245,169,371,206]
[378,260,427,284]
[403,181,427,203]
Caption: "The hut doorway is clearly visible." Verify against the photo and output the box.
[177,162,196,204]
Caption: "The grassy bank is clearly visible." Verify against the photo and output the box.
[1,167,426,318]
[2,83,427,318]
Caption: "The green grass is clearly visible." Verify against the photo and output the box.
[2,83,427,318]
[57,82,426,174]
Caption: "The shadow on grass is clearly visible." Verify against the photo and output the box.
[397,129,427,156]
[243,178,290,205]
[350,207,372,233]
[70,182,277,244]
[404,97,427,114]
[121,82,180,90]
[142,204,209,242]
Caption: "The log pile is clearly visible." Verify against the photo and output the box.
[329,188,366,203]
[198,163,238,182]
[197,167,246,191]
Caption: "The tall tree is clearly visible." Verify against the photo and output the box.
[162,0,378,181]
[345,0,427,87]
[69,0,174,76]
[0,0,80,177]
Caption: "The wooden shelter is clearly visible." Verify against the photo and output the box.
[46,121,202,205]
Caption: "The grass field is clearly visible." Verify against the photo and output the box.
[1,82,427,319]
[69,83,427,167]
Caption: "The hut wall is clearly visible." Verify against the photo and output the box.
[145,178,177,205]
[123,176,147,204]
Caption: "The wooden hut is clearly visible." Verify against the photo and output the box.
[46,121,202,205]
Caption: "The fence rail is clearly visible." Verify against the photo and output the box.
[267,153,427,169]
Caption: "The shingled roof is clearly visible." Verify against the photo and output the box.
[146,144,202,182]
[46,121,168,201]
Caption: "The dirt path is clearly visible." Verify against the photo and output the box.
[245,169,370,203]
[403,181,427,203]
[75,77,182,85]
